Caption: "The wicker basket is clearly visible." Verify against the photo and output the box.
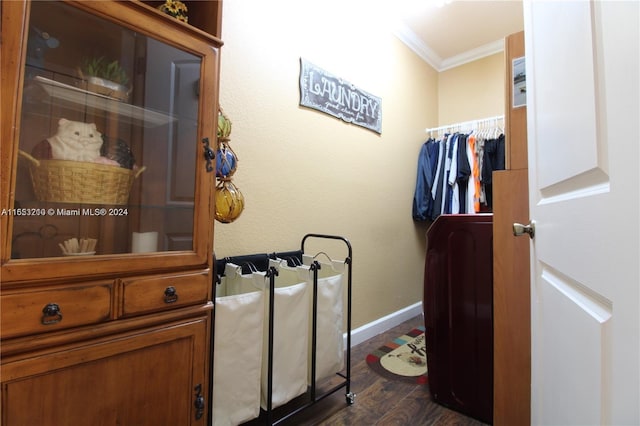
[19,150,145,205]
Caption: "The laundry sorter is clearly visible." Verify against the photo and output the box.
[210,234,354,426]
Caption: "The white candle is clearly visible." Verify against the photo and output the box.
[132,231,158,253]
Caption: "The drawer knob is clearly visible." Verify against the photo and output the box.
[164,286,179,304]
[41,303,63,325]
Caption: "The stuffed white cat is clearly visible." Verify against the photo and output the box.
[47,118,104,162]
[32,118,127,167]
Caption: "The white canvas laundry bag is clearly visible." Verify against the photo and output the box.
[212,263,265,426]
[302,254,345,383]
[273,255,345,384]
[260,262,309,409]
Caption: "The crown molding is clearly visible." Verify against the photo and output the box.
[394,23,505,72]
[439,39,505,70]
[392,24,443,71]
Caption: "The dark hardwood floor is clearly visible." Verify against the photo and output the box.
[245,316,490,426]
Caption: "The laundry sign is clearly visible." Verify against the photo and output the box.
[299,58,382,134]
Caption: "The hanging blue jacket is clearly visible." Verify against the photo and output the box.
[412,139,437,221]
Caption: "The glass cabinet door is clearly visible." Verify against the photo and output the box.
[10,1,206,260]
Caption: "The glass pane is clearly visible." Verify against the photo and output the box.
[11,1,201,259]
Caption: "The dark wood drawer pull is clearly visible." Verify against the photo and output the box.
[164,286,178,304]
[41,303,63,325]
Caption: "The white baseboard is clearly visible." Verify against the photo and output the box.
[344,302,423,348]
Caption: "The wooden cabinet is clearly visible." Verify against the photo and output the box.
[0,1,222,424]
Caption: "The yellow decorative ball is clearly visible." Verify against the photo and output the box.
[215,180,244,223]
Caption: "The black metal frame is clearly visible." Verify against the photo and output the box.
[210,233,354,425]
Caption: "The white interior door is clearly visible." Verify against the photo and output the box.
[524,1,639,425]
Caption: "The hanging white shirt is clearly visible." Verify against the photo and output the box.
[448,134,460,214]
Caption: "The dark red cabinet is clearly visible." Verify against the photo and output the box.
[423,214,493,424]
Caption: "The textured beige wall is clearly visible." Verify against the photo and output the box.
[215,0,438,329]
[438,53,505,125]
[215,0,501,329]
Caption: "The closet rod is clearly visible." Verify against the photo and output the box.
[425,114,504,134]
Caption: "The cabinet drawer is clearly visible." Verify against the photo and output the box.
[121,272,209,316]
[0,283,113,339]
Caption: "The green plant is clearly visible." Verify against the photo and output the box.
[82,56,129,86]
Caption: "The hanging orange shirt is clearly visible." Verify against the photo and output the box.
[468,134,481,213]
